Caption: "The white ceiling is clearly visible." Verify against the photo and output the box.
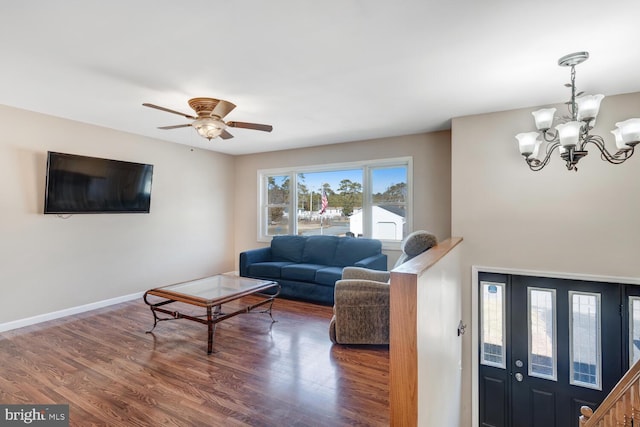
[2,1,640,155]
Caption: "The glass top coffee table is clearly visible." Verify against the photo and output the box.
[143,274,280,354]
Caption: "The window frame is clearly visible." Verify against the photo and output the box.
[257,157,412,249]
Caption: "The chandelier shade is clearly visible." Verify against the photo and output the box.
[575,94,604,121]
[515,132,539,156]
[555,121,582,147]
[516,52,640,171]
[532,108,556,131]
[617,119,640,145]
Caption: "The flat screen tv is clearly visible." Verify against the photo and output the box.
[44,151,154,214]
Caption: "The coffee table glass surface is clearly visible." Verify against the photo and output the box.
[149,274,277,305]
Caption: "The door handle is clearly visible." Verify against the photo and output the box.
[515,373,524,382]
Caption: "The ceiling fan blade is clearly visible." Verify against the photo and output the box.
[143,103,197,120]
[219,129,234,140]
[157,124,192,130]
[226,121,273,132]
[211,100,236,119]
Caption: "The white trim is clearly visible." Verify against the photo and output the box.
[471,265,640,427]
[0,291,143,333]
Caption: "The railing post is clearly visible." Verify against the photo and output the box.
[579,406,593,426]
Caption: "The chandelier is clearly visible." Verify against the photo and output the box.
[516,52,640,171]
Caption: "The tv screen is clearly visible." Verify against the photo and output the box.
[44,152,153,214]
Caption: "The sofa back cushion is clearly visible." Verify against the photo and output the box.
[302,235,339,265]
[333,237,382,267]
[271,235,306,262]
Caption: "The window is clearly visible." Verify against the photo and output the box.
[258,158,411,246]
[265,175,290,236]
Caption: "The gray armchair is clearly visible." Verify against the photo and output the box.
[329,230,438,345]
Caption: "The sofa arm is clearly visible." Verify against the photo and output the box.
[342,266,390,283]
[239,247,272,277]
[354,253,387,271]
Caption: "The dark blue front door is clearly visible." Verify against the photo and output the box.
[478,272,624,427]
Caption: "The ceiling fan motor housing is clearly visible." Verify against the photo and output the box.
[188,97,222,117]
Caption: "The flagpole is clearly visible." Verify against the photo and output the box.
[319,187,327,235]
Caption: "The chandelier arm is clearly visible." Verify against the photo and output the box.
[583,135,634,165]
[542,129,558,143]
[526,141,560,171]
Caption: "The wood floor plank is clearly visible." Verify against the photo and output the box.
[0,296,389,426]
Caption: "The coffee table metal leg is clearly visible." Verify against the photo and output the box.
[207,306,214,354]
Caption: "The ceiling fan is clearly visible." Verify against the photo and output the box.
[142,97,273,141]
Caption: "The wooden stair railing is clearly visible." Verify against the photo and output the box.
[580,358,640,426]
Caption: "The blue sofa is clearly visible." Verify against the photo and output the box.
[239,235,387,305]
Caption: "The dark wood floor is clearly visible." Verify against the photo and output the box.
[0,296,389,426]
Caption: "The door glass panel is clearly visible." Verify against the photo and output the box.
[629,297,640,365]
[480,281,506,368]
[528,288,557,380]
[569,292,602,390]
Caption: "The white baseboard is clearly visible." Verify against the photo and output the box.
[0,291,144,333]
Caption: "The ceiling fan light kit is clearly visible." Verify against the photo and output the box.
[515,51,640,172]
[192,117,226,140]
[143,97,273,141]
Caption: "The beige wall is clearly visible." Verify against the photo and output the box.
[0,105,236,324]
[451,92,640,426]
[233,131,452,268]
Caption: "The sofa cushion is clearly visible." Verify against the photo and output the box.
[247,261,293,279]
[271,235,306,262]
[333,237,382,267]
[315,266,344,287]
[281,263,325,282]
[302,235,339,265]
